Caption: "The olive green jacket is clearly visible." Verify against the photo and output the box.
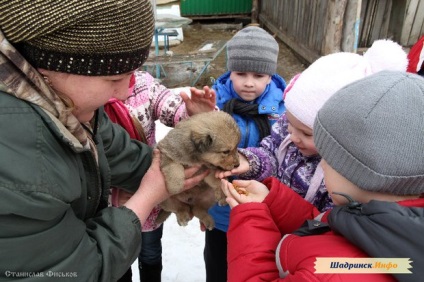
[0,91,152,281]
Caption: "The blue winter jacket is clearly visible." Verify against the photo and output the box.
[209,71,286,232]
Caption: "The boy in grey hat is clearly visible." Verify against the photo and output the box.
[221,71,424,281]
[204,26,287,282]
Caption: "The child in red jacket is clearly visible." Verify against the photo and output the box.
[222,71,424,282]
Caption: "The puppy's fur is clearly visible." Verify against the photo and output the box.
[156,111,241,230]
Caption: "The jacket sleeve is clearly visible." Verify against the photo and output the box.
[124,71,187,144]
[227,202,284,281]
[263,177,321,234]
[238,114,287,181]
[145,71,188,127]
[98,108,152,193]
[227,177,320,282]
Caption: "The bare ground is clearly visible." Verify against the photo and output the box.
[147,20,308,88]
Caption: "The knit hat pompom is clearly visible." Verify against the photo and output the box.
[227,26,279,75]
[284,39,407,129]
[0,0,155,76]
[314,71,424,195]
[363,39,408,73]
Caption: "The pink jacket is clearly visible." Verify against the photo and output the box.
[112,71,188,231]
[227,177,396,282]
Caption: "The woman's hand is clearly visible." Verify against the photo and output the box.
[215,153,250,179]
[182,165,210,190]
[124,149,209,224]
[181,86,217,116]
[221,179,270,208]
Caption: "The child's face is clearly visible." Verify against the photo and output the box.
[230,72,271,101]
[321,159,366,206]
[286,111,318,156]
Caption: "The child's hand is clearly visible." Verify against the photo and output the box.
[221,179,269,208]
[181,86,216,116]
[215,153,249,179]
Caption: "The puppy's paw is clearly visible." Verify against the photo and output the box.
[217,198,228,206]
[214,188,228,206]
[176,212,192,226]
[201,216,215,231]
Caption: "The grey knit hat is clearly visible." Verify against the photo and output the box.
[314,71,424,195]
[227,26,278,75]
[0,0,154,76]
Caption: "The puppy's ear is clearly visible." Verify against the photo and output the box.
[191,130,214,152]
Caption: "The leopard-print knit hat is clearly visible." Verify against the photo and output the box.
[0,0,154,76]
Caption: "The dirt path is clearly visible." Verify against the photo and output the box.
[149,21,307,88]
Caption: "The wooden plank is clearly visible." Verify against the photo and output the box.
[315,0,328,52]
[277,0,284,32]
[296,0,305,44]
[283,0,291,34]
[272,0,279,25]
[370,0,390,42]
[287,0,294,34]
[302,1,310,48]
[308,1,318,48]
[299,0,307,44]
[378,0,392,40]
[342,0,361,52]
[322,0,348,54]
[401,0,419,45]
[361,0,377,46]
[360,0,369,46]
[260,13,320,63]
[259,0,266,21]
[305,0,314,46]
[251,0,259,23]
[358,0,368,47]
[387,0,406,43]
[295,0,300,37]
[408,0,424,45]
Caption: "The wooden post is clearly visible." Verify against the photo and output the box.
[251,0,259,23]
[342,0,361,53]
[322,0,348,55]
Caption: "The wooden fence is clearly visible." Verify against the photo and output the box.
[257,0,424,64]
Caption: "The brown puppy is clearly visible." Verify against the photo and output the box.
[156,111,241,230]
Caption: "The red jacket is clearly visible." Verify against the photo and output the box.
[407,35,424,74]
[227,177,397,281]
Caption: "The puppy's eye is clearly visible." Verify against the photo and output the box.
[222,150,230,155]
